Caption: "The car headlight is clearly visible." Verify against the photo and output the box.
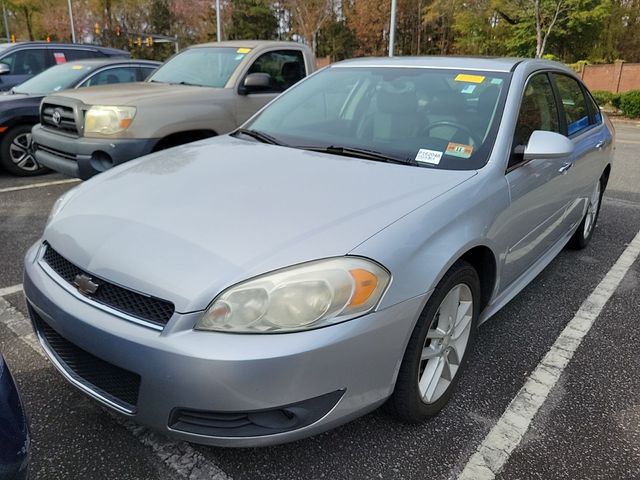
[196,257,391,333]
[84,105,136,135]
[46,186,79,226]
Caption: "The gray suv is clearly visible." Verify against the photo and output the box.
[0,42,129,91]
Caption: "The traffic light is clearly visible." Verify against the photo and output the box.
[136,37,142,47]
[10,34,16,43]
[46,36,51,42]
[146,36,153,47]
[94,23,101,35]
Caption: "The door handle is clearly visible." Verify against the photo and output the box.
[558,162,573,174]
[595,140,606,150]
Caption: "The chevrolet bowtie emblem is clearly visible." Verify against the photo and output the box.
[74,274,99,295]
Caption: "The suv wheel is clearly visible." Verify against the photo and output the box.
[0,124,48,176]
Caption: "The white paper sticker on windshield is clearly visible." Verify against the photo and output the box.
[415,148,443,165]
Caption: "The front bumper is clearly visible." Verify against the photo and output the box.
[31,124,156,180]
[24,242,425,447]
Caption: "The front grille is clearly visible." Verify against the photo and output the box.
[42,244,175,326]
[31,308,141,411]
[41,103,79,135]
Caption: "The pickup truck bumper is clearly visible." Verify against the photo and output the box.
[32,124,157,180]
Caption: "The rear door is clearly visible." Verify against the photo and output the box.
[501,72,572,286]
[550,73,612,230]
[235,49,307,125]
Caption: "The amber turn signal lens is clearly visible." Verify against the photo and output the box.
[349,269,379,306]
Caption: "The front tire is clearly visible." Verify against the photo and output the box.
[0,124,48,176]
[568,176,604,250]
[386,260,480,422]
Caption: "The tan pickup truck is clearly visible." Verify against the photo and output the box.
[32,40,315,179]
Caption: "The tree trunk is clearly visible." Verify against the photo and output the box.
[22,7,34,40]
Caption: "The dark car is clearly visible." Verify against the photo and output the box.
[0,58,159,176]
[0,354,29,480]
[0,42,129,92]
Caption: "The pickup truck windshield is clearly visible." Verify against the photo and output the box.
[13,63,93,95]
[148,47,248,88]
[248,66,511,170]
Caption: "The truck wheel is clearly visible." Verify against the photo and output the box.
[0,124,48,176]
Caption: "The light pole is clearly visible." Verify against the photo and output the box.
[2,0,9,43]
[215,0,221,42]
[67,0,76,43]
[389,0,397,56]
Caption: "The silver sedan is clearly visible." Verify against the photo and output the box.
[24,56,614,447]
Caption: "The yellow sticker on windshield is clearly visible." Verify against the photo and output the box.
[455,73,485,83]
[71,65,84,70]
[237,47,252,54]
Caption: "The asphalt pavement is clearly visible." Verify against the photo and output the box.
[0,121,638,480]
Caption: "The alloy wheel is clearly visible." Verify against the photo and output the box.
[583,180,601,238]
[418,283,474,404]
[9,132,40,173]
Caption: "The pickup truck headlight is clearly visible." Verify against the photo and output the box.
[84,106,136,135]
[196,257,391,333]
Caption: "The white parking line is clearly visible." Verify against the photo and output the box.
[0,284,23,297]
[0,178,80,194]
[458,229,640,480]
[0,296,231,480]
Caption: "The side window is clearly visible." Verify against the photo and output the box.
[247,50,306,93]
[552,74,590,136]
[138,66,157,81]
[81,67,138,87]
[513,73,559,151]
[0,48,47,75]
[61,49,95,62]
[585,91,603,125]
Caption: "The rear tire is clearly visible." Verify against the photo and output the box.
[0,124,48,176]
[568,176,604,250]
[386,260,480,422]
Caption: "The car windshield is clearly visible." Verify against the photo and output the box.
[148,47,249,88]
[14,62,94,95]
[247,66,511,170]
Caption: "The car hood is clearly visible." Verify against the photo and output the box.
[45,136,477,312]
[47,81,226,107]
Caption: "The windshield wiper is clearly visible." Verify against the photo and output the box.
[233,128,284,146]
[297,145,417,166]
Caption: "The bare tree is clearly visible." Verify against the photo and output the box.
[533,0,567,57]
[284,0,332,53]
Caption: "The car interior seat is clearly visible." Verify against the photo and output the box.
[356,88,424,143]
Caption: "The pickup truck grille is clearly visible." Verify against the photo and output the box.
[41,103,79,135]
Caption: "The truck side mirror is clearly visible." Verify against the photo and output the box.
[239,73,272,95]
[0,64,10,75]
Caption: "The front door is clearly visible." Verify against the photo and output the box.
[500,72,573,287]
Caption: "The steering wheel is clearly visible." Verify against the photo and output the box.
[423,121,482,148]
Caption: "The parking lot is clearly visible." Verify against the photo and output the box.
[0,120,639,480]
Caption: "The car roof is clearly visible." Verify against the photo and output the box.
[190,40,307,50]
[62,58,160,67]
[0,42,129,55]
[331,56,570,73]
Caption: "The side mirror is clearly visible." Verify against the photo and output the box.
[239,73,272,95]
[0,64,10,75]
[523,130,574,160]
